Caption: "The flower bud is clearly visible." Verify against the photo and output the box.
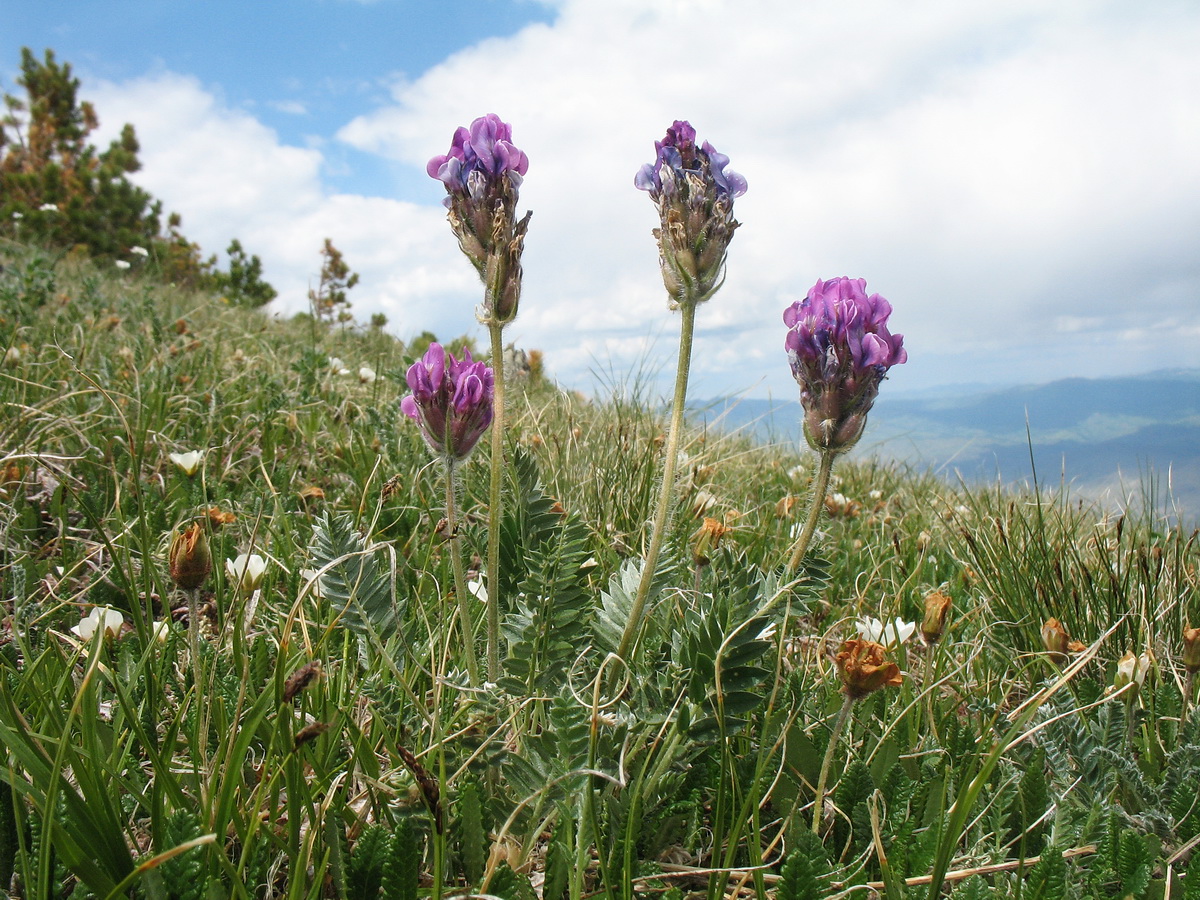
[835,639,903,700]
[691,516,730,567]
[1183,625,1200,674]
[921,590,952,644]
[1113,650,1152,694]
[169,523,211,590]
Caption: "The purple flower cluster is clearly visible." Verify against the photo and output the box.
[401,343,495,461]
[635,120,746,307]
[783,277,907,452]
[635,121,747,199]
[427,114,529,201]
[428,114,531,325]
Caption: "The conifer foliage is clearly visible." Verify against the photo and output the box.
[1,47,272,293]
[1,49,162,261]
[309,238,360,323]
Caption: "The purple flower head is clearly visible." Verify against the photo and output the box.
[427,114,529,196]
[428,114,532,325]
[401,342,495,461]
[635,120,746,307]
[783,277,907,453]
[635,120,747,200]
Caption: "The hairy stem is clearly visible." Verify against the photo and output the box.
[445,459,480,686]
[486,321,506,681]
[787,449,835,572]
[813,692,855,834]
[616,300,697,663]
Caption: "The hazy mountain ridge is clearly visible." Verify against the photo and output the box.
[696,369,1200,521]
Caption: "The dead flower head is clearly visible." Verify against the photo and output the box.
[835,639,903,700]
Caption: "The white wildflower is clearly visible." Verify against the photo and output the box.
[130,246,149,257]
[38,203,58,212]
[226,553,267,594]
[115,260,131,270]
[358,366,377,384]
[856,616,915,647]
[168,450,204,476]
[72,606,125,640]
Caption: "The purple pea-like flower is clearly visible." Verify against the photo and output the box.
[428,114,532,325]
[635,120,746,307]
[783,277,907,453]
[401,342,495,461]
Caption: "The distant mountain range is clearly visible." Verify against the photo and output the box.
[695,370,1200,523]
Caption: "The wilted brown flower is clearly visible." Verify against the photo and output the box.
[168,523,211,590]
[835,639,903,700]
[206,506,236,527]
[921,590,952,644]
[1041,617,1086,662]
[775,495,799,518]
[824,492,862,518]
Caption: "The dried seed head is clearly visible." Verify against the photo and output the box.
[283,660,323,703]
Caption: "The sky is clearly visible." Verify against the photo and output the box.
[6,0,1200,401]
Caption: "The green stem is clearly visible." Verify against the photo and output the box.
[1182,671,1196,737]
[787,449,835,572]
[813,692,855,834]
[486,321,506,682]
[187,587,209,788]
[445,459,480,686]
[616,301,697,663]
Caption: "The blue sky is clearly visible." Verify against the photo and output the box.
[6,0,1200,402]
[7,0,553,199]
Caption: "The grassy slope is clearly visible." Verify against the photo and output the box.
[1,241,1198,898]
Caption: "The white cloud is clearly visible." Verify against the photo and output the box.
[90,0,1200,397]
[88,72,471,344]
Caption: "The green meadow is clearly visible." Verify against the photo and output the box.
[0,242,1198,898]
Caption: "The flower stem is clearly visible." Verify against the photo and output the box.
[186,587,209,783]
[616,300,697,663]
[444,459,480,686]
[787,449,835,572]
[813,692,855,834]
[1180,671,1195,737]
[485,321,506,681]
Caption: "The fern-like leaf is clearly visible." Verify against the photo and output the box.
[500,511,593,696]
[1025,844,1066,900]
[381,819,420,900]
[776,830,829,900]
[457,779,486,886]
[308,513,402,647]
